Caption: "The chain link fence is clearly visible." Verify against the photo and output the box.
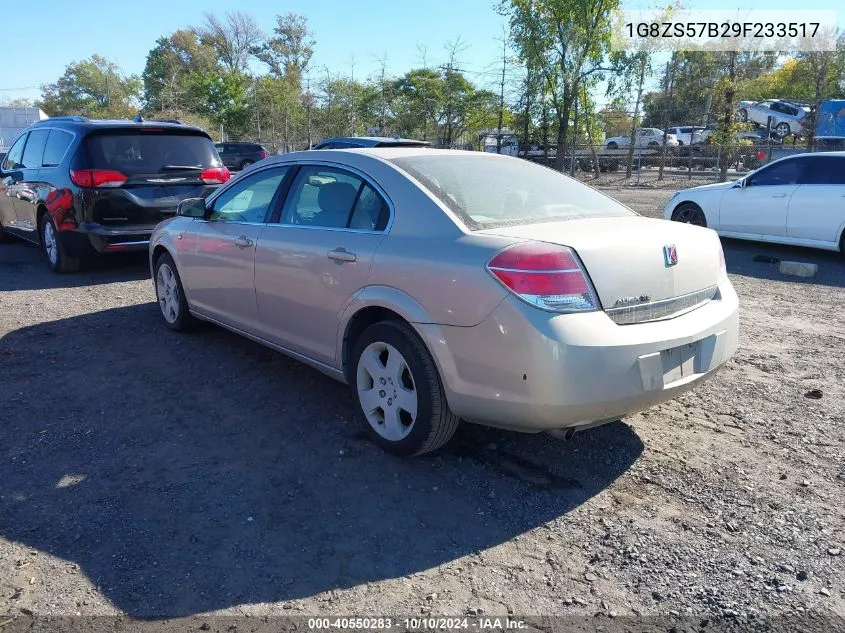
[521,142,818,187]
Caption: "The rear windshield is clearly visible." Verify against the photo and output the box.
[390,155,635,230]
[85,131,219,175]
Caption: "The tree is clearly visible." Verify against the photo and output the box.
[502,0,620,171]
[393,69,443,140]
[40,55,141,118]
[193,11,263,74]
[142,30,217,112]
[255,13,315,89]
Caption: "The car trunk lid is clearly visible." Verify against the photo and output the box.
[479,216,723,322]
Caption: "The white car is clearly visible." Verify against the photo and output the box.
[605,128,679,149]
[737,100,808,138]
[666,126,705,146]
[664,152,845,253]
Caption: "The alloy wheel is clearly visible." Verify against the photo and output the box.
[42,220,58,266]
[156,263,180,324]
[356,341,418,441]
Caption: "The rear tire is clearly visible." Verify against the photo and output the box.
[154,252,196,332]
[775,122,791,138]
[672,202,707,227]
[40,214,80,273]
[351,320,460,456]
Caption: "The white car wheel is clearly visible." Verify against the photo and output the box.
[356,341,418,442]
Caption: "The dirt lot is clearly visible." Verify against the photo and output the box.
[1,185,844,631]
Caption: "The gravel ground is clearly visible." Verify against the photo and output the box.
[1,185,844,631]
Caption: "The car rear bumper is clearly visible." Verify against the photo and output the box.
[63,223,157,255]
[416,278,739,432]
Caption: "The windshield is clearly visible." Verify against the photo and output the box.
[85,131,220,175]
[390,155,635,230]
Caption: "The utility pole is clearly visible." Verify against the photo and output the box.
[378,55,388,135]
[350,56,356,136]
[522,63,531,157]
[497,31,507,154]
[254,79,261,142]
[306,74,312,148]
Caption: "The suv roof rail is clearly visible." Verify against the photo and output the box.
[46,115,88,122]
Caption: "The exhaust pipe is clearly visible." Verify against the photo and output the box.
[547,427,577,441]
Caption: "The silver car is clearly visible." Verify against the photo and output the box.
[738,100,808,138]
[150,149,739,456]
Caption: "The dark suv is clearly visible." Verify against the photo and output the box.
[215,142,268,170]
[0,116,229,272]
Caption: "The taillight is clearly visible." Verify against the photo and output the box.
[70,169,127,188]
[487,242,599,313]
[260,150,268,159]
[201,166,231,184]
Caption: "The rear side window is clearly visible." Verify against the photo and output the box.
[280,165,389,230]
[391,155,634,230]
[21,129,49,169]
[798,156,845,185]
[85,132,219,175]
[42,130,74,167]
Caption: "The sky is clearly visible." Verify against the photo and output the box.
[2,0,841,109]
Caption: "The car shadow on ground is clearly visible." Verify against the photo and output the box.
[0,303,644,618]
[0,241,149,291]
[722,238,845,288]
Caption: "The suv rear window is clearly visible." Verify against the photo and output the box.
[85,131,219,175]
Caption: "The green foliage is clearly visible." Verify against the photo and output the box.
[39,55,142,119]
[254,13,314,88]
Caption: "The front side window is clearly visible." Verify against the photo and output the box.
[2,133,27,170]
[21,130,49,169]
[391,155,634,230]
[748,158,804,187]
[280,166,389,230]
[209,167,289,223]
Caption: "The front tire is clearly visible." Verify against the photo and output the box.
[351,320,460,456]
[154,252,196,332]
[672,202,707,227]
[40,215,80,273]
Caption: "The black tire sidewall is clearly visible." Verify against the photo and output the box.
[40,214,76,273]
[351,321,443,456]
[154,253,192,331]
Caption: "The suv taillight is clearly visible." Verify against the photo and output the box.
[260,150,268,159]
[201,166,231,184]
[487,242,598,313]
[70,169,127,188]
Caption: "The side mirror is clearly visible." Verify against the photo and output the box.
[177,197,207,218]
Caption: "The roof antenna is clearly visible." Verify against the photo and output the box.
[132,114,144,123]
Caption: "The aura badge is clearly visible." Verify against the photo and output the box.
[663,244,678,267]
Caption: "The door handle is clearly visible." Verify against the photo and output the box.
[233,235,253,248]
[771,194,787,198]
[327,248,357,262]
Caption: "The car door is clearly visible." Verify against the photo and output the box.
[786,155,845,243]
[0,132,28,235]
[12,129,50,237]
[718,157,804,237]
[187,165,291,333]
[253,163,391,365]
